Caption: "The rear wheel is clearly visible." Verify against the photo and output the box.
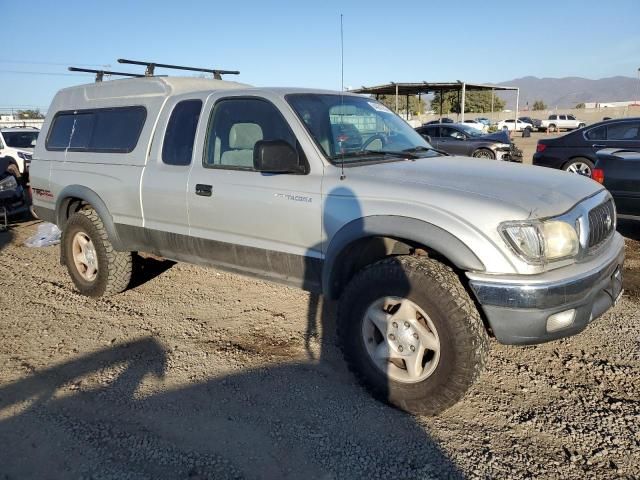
[472,148,495,160]
[547,124,557,133]
[62,208,132,297]
[564,158,594,177]
[338,256,489,415]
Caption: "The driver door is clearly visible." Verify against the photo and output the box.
[438,127,468,155]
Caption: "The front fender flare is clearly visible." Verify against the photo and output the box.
[322,215,485,298]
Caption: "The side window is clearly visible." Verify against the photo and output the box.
[162,100,203,166]
[91,108,145,151]
[46,106,146,152]
[606,122,640,141]
[204,98,298,169]
[567,115,576,120]
[442,127,464,139]
[426,126,438,137]
[549,115,557,120]
[46,114,77,149]
[585,126,606,140]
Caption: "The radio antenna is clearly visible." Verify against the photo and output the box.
[339,13,346,181]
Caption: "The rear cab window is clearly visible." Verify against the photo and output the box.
[162,100,203,166]
[46,106,146,152]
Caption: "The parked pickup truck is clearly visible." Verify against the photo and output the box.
[30,76,624,415]
[541,114,587,133]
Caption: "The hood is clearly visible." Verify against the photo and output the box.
[347,156,602,219]
[479,131,510,144]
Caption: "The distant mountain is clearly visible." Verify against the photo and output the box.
[494,76,639,109]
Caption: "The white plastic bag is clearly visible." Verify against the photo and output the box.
[24,222,61,248]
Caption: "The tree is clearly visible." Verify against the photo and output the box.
[377,95,426,116]
[16,109,45,119]
[575,103,585,109]
[532,100,546,111]
[430,90,505,114]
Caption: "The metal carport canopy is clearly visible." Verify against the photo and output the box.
[349,82,519,122]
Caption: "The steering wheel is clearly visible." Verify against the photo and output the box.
[361,134,387,151]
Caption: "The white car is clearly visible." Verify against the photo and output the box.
[461,119,488,132]
[496,119,533,132]
[0,127,39,178]
[540,114,586,133]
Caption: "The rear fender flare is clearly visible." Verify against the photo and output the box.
[55,185,123,250]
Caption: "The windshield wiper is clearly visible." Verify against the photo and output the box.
[402,146,448,156]
[331,150,420,161]
[361,149,421,159]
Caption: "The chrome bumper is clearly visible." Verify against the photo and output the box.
[467,233,625,344]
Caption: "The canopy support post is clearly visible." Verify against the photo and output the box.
[395,83,399,113]
[461,82,466,122]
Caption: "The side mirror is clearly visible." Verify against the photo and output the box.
[30,139,37,147]
[253,140,305,174]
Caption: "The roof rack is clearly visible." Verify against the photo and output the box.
[68,67,145,83]
[117,58,240,80]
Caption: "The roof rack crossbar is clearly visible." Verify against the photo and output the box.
[68,67,145,83]
[117,58,239,80]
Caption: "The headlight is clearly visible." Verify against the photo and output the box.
[500,219,579,264]
[17,151,32,161]
[0,175,18,192]
[495,143,511,150]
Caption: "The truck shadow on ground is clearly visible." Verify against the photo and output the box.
[128,253,176,289]
[0,336,463,479]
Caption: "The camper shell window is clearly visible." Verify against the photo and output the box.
[46,106,147,153]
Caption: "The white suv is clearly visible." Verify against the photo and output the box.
[0,127,39,177]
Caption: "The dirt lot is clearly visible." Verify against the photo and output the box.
[1,220,639,479]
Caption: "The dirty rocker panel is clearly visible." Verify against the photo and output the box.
[115,224,323,292]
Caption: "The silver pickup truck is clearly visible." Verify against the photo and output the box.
[30,76,624,415]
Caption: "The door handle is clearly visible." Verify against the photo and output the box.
[195,184,212,197]
[592,144,606,148]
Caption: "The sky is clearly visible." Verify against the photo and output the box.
[2,0,639,112]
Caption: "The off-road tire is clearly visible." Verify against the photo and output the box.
[547,124,557,133]
[62,208,132,297]
[337,256,489,415]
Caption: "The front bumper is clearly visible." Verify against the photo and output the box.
[467,233,625,345]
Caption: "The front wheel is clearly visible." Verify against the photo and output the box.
[62,208,132,297]
[472,148,495,159]
[338,256,489,415]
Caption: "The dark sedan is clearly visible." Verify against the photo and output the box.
[593,148,640,220]
[518,116,542,130]
[416,123,517,160]
[533,117,640,177]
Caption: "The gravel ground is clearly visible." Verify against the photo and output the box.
[0,220,639,479]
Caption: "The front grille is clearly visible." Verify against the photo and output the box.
[588,200,615,249]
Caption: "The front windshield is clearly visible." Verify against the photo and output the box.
[287,94,437,163]
[2,130,38,148]
[456,124,484,137]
